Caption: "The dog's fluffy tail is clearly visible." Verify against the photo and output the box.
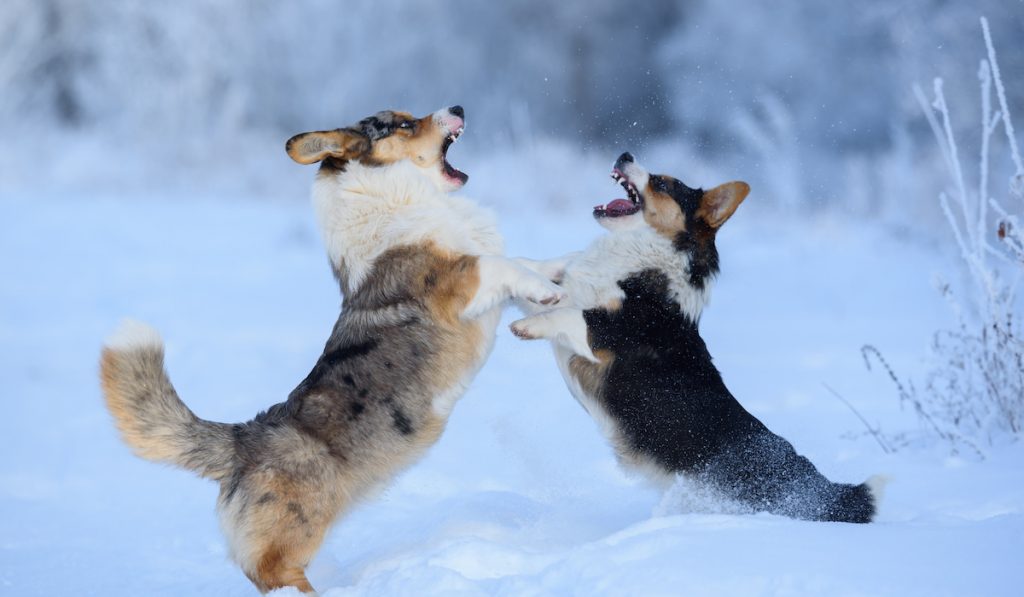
[100,319,235,481]
[830,474,888,523]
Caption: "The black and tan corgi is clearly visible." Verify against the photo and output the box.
[512,152,883,523]
[100,106,566,593]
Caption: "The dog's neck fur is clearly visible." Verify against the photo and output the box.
[563,226,713,321]
[311,160,504,294]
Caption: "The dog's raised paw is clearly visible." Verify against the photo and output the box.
[519,275,567,307]
[532,283,567,306]
[509,319,540,340]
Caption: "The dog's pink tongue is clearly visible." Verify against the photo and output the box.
[605,199,633,212]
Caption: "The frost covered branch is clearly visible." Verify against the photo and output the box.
[867,17,1024,456]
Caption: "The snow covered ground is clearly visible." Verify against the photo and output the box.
[2,181,1023,596]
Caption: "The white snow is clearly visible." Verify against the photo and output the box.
[1,189,1023,596]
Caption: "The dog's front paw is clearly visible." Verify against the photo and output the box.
[545,252,582,284]
[521,277,567,307]
[510,317,542,340]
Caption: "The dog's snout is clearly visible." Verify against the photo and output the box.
[614,152,635,171]
[449,105,464,119]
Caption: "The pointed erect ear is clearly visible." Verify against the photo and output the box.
[697,181,750,228]
[285,129,370,165]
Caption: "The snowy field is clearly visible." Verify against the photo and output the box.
[2,181,1023,596]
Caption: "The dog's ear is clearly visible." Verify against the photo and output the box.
[285,129,370,165]
[697,181,750,229]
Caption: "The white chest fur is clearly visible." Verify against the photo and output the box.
[312,161,505,294]
[560,227,707,319]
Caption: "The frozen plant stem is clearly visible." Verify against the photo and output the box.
[868,17,1024,455]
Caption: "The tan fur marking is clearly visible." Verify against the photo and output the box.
[366,113,449,169]
[238,469,338,594]
[419,246,485,423]
[101,348,141,446]
[249,544,316,594]
[409,412,448,454]
[641,185,687,239]
[286,129,370,165]
[697,181,750,228]
[569,349,614,398]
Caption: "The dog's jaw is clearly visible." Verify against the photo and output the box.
[432,108,467,192]
[595,157,649,231]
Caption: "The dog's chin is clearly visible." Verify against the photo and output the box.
[417,163,467,193]
[441,172,468,192]
[596,211,645,232]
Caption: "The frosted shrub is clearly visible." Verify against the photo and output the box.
[864,18,1024,456]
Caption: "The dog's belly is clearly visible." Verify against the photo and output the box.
[552,346,617,442]
[553,346,675,487]
[431,306,500,418]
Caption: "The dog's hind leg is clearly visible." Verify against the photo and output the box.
[247,544,318,595]
[235,511,327,595]
[220,464,339,594]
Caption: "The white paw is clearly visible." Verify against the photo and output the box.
[546,265,568,284]
[522,278,567,307]
[510,317,543,340]
[545,252,582,283]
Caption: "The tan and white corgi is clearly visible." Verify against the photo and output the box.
[100,107,566,593]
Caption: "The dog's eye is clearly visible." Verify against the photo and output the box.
[652,177,669,192]
[398,121,414,130]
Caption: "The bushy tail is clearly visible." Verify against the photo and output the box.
[99,319,235,481]
[828,475,887,523]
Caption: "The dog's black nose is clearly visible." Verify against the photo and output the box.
[449,105,464,118]
[614,152,635,170]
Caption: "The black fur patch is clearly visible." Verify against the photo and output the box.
[286,501,309,525]
[320,156,350,173]
[652,174,703,215]
[256,492,277,505]
[391,407,414,435]
[324,340,378,368]
[673,223,720,290]
[347,401,365,421]
[357,111,412,141]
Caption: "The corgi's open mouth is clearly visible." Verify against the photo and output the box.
[441,127,467,184]
[594,168,642,218]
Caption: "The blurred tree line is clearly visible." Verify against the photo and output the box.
[1,0,1020,167]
